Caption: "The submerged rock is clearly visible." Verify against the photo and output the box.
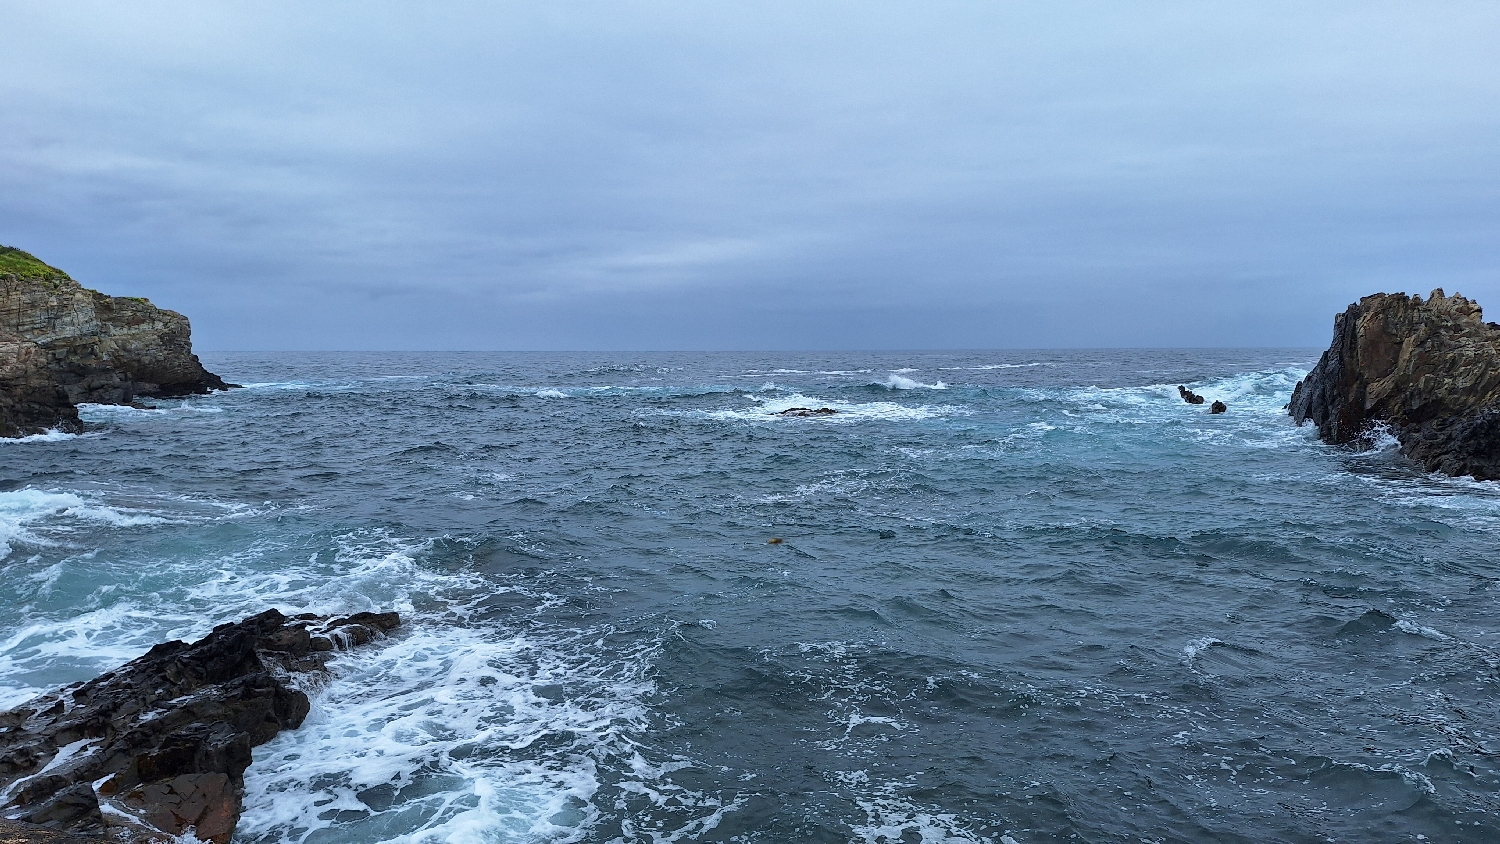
[0,246,230,438]
[1336,609,1398,638]
[1178,386,1206,405]
[779,407,837,417]
[1289,289,1500,479]
[0,609,400,843]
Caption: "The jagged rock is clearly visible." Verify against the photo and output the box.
[779,407,837,417]
[0,609,400,843]
[0,246,230,438]
[1289,289,1500,479]
[1178,386,1206,405]
[1210,400,1227,414]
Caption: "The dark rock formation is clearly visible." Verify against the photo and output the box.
[1178,386,1205,405]
[0,609,400,843]
[1210,400,1227,414]
[1289,289,1500,479]
[0,246,230,438]
[779,407,837,417]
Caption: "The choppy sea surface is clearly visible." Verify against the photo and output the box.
[2,349,1499,844]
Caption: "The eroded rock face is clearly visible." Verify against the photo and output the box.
[1289,289,1500,479]
[0,609,400,843]
[0,246,229,437]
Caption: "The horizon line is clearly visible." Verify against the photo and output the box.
[197,345,1324,354]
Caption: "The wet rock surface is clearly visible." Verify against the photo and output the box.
[0,609,399,843]
[1178,385,1206,404]
[0,246,229,438]
[1290,289,1500,479]
[778,406,837,417]
[0,818,104,844]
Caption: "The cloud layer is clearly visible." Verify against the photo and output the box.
[3,1,1498,349]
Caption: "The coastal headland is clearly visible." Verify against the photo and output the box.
[1291,289,1500,479]
[0,246,228,438]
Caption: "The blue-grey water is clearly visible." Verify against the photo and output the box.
[2,350,1498,844]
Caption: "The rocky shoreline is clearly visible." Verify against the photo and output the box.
[1290,289,1500,479]
[0,246,230,438]
[0,610,400,843]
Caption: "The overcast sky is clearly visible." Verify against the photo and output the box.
[3,2,1498,350]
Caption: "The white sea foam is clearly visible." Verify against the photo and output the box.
[0,490,78,558]
[0,523,438,707]
[1183,636,1222,663]
[535,388,568,399]
[841,713,907,738]
[833,771,996,843]
[74,401,225,424]
[1348,447,1500,530]
[686,393,965,425]
[0,490,170,560]
[0,429,82,444]
[880,374,947,390]
[1041,368,1306,417]
[1396,619,1451,641]
[239,625,657,844]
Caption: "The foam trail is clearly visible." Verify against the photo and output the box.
[685,393,965,424]
[0,490,81,559]
[239,624,656,844]
[880,374,947,390]
[833,771,995,844]
[0,430,80,445]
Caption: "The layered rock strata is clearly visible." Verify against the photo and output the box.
[1289,289,1500,479]
[0,609,400,843]
[0,246,228,437]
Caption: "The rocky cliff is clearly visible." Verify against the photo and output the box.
[1289,289,1500,479]
[0,610,400,843]
[0,246,228,437]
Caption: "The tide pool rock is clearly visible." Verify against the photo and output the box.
[1290,289,1500,479]
[0,246,230,437]
[0,609,400,843]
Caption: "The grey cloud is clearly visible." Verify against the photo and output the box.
[2,1,1498,349]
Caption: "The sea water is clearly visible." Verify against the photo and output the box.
[1,349,1497,843]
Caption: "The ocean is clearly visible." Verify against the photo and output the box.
[1,349,1497,843]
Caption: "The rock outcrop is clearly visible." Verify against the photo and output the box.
[1178,386,1205,405]
[779,407,837,417]
[0,246,229,437]
[0,609,400,843]
[1289,289,1500,479]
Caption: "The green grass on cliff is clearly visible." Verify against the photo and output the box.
[0,246,69,279]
